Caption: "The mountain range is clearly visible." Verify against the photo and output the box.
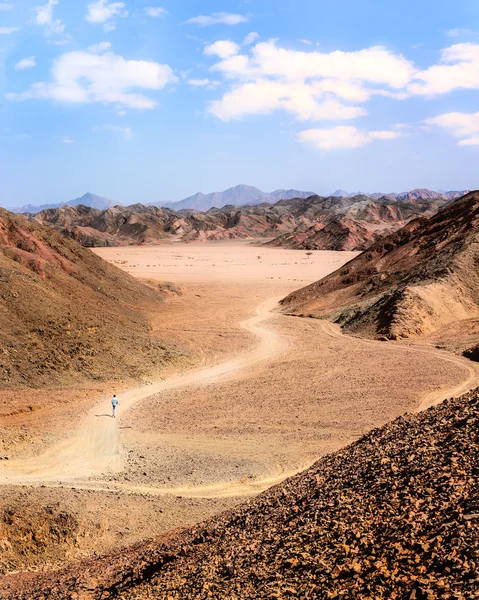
[1,191,479,598]
[12,193,120,214]
[152,185,316,211]
[34,192,455,251]
[7,186,469,215]
[331,188,468,201]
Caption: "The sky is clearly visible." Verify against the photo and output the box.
[0,0,479,207]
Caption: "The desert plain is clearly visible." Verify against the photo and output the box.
[0,240,477,574]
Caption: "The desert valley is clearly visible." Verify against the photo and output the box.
[0,188,478,598]
[2,1,479,595]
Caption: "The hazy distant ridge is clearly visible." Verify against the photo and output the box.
[12,193,121,214]
[8,186,469,215]
[152,185,317,211]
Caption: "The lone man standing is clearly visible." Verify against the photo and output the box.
[112,394,119,418]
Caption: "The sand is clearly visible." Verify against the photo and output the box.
[0,241,476,573]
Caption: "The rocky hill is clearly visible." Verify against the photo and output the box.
[2,386,477,598]
[34,203,300,246]
[0,208,178,387]
[266,197,445,251]
[35,204,179,247]
[35,194,453,251]
[281,191,479,343]
[330,188,469,201]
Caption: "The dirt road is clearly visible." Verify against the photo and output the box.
[1,293,477,498]
[0,296,287,487]
[1,242,478,574]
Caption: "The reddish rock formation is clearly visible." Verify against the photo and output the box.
[281,191,479,342]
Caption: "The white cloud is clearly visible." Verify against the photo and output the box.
[34,0,57,25]
[94,124,133,137]
[145,7,167,17]
[0,3,13,10]
[210,80,367,121]
[185,12,247,27]
[6,48,177,110]
[299,39,312,45]
[409,43,479,95]
[459,136,479,145]
[204,40,240,59]
[425,111,479,145]
[243,32,259,45]
[15,57,36,70]
[447,28,478,38]
[86,0,127,32]
[0,26,18,34]
[62,137,74,144]
[211,41,415,87]
[187,78,221,88]
[87,41,112,53]
[33,0,65,36]
[298,126,401,151]
[206,41,415,122]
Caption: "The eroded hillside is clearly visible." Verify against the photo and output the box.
[0,208,180,387]
[35,193,450,251]
[281,191,479,343]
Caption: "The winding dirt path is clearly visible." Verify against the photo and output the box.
[0,297,288,487]
[1,301,477,498]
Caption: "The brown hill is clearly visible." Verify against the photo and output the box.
[35,203,299,246]
[36,194,450,251]
[268,218,377,251]
[2,386,477,599]
[0,208,178,387]
[267,198,446,251]
[281,191,479,342]
[34,204,178,247]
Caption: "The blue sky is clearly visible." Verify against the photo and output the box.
[0,0,478,207]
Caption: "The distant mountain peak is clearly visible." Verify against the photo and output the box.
[152,185,316,211]
[10,193,121,214]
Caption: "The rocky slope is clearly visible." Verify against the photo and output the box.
[35,203,301,246]
[331,188,469,201]
[266,197,445,251]
[0,208,179,387]
[281,191,479,342]
[2,386,477,599]
[35,194,452,251]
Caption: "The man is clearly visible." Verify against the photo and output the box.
[112,394,119,418]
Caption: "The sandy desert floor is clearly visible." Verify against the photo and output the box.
[1,241,478,574]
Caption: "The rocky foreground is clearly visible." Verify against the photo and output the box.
[1,387,477,599]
